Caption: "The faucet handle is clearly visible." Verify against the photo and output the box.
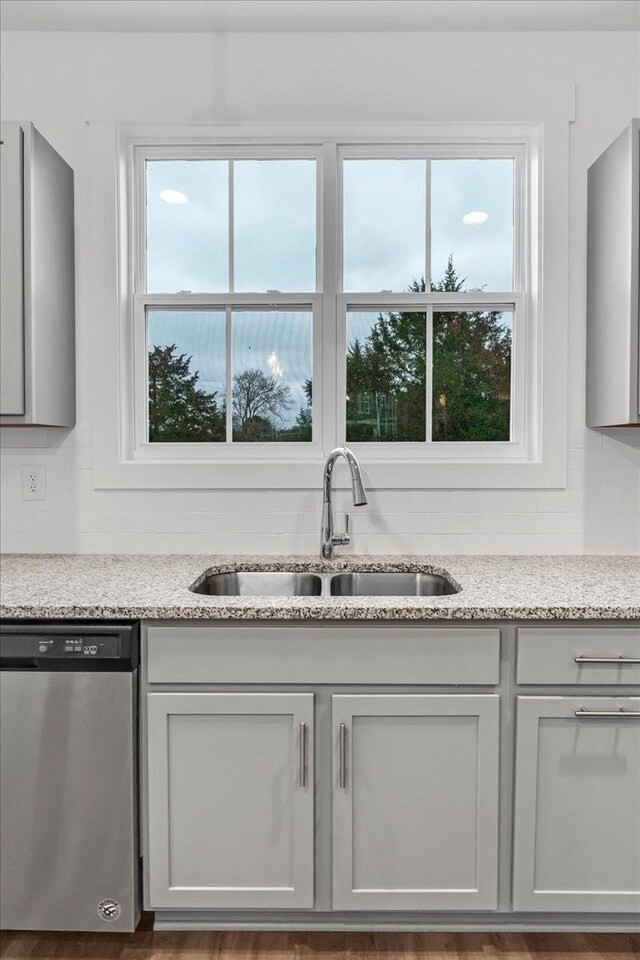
[331,513,350,547]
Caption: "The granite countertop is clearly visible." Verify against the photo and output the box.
[0,553,639,621]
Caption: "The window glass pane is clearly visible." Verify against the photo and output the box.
[147,310,226,442]
[146,160,229,293]
[431,159,514,292]
[346,310,426,442]
[232,311,313,442]
[343,160,426,292]
[234,160,316,292]
[432,308,512,442]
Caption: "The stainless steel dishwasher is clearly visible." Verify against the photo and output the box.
[0,622,140,932]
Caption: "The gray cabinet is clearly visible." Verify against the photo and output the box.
[146,692,314,909]
[586,119,639,427]
[0,122,75,427]
[332,694,500,911]
[513,696,640,913]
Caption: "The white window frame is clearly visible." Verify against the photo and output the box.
[130,135,529,463]
[89,119,570,490]
[336,142,526,461]
[132,144,325,460]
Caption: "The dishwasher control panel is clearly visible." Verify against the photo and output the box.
[1,633,121,659]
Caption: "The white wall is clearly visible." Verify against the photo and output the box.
[1,29,639,555]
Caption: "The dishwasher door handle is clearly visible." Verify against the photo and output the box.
[0,658,41,670]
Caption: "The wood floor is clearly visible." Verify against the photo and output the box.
[1,930,639,960]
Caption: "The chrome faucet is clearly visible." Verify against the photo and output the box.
[321,447,368,559]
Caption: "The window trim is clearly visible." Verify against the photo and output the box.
[88,119,570,489]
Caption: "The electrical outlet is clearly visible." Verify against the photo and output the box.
[21,465,47,501]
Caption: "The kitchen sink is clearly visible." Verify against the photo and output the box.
[190,568,459,597]
[191,571,323,597]
[329,571,459,597]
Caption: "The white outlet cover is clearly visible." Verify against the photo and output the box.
[21,464,47,501]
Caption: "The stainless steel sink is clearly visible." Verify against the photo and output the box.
[190,568,460,598]
[329,571,459,597]
[191,571,323,597]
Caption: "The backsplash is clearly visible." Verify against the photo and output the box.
[1,424,638,555]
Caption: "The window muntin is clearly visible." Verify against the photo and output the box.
[134,141,525,461]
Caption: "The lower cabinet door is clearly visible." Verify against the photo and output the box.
[147,692,314,909]
[332,694,500,911]
[513,696,640,913]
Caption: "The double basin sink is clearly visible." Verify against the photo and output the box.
[191,569,459,598]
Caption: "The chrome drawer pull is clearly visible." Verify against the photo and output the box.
[299,722,307,788]
[339,723,347,789]
[575,655,640,664]
[575,707,640,719]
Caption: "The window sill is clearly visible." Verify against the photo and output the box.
[92,451,566,490]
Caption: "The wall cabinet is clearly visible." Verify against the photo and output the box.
[146,692,314,909]
[513,696,640,913]
[0,122,75,427]
[586,118,639,427]
[332,694,499,911]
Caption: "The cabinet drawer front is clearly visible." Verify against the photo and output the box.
[146,624,500,685]
[517,626,640,685]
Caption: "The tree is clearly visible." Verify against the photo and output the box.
[345,258,511,443]
[232,368,294,441]
[430,258,511,441]
[148,344,225,442]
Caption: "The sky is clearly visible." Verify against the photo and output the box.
[146,156,514,432]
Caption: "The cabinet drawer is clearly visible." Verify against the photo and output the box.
[517,626,640,685]
[146,624,500,685]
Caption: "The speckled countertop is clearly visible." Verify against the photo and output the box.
[0,553,639,621]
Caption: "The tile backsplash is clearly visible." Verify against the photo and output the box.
[1,424,638,555]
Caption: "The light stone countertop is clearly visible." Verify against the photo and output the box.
[0,553,639,621]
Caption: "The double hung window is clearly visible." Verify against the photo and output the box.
[132,138,526,462]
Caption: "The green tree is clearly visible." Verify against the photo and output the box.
[346,258,511,443]
[148,344,225,442]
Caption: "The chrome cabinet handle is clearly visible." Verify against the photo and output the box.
[575,707,640,718]
[575,655,640,664]
[339,723,347,789]
[299,722,307,788]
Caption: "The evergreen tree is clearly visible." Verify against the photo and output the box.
[346,258,511,442]
[148,344,225,442]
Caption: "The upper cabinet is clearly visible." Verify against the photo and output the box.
[586,119,639,428]
[0,122,75,427]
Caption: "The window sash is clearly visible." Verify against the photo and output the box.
[133,293,325,460]
[337,293,525,460]
[135,144,324,296]
[338,143,525,296]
